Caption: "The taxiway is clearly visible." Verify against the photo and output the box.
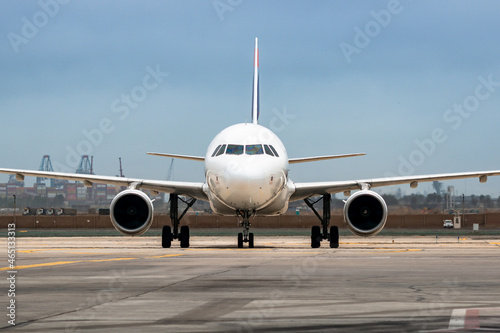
[1,234,500,332]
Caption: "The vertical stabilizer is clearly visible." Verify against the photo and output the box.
[251,38,259,124]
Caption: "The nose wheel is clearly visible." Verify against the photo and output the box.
[237,210,254,248]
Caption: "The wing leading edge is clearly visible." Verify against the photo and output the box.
[290,170,500,201]
[289,153,365,164]
[147,152,205,161]
[0,168,208,201]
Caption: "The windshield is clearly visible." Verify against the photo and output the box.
[211,143,279,157]
[226,144,244,155]
[245,144,264,155]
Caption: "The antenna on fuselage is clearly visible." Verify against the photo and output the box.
[251,37,259,125]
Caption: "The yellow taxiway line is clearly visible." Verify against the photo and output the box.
[0,254,184,271]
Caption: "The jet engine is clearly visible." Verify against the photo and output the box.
[343,190,388,237]
[110,189,154,236]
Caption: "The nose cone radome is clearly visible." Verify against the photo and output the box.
[214,163,283,210]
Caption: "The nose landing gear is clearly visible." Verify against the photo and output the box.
[237,210,254,248]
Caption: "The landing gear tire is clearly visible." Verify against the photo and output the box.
[180,225,190,248]
[162,225,172,248]
[329,226,339,248]
[311,226,321,248]
[237,232,243,248]
[248,233,254,248]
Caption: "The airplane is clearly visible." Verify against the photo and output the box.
[2,38,500,249]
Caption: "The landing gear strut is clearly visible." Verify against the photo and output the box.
[162,194,196,248]
[237,210,254,248]
[304,194,339,249]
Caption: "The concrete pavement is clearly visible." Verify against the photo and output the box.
[1,235,500,332]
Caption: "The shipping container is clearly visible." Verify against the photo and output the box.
[55,208,77,215]
[25,187,36,194]
[98,208,110,215]
[23,208,36,216]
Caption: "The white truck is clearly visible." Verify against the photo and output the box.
[443,219,454,228]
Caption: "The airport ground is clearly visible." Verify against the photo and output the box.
[1,231,500,332]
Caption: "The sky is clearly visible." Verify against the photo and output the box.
[1,0,500,198]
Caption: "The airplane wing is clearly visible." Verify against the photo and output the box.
[147,152,205,161]
[0,168,208,201]
[290,170,500,201]
[289,153,365,164]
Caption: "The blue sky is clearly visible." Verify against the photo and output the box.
[1,0,500,197]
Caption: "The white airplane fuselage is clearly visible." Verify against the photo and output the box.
[203,123,294,216]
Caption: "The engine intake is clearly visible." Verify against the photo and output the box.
[110,189,154,236]
[343,190,387,237]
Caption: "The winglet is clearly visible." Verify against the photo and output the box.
[251,37,259,124]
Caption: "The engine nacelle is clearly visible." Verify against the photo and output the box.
[110,189,154,236]
[343,190,388,237]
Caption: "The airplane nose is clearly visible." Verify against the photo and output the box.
[224,164,266,191]
[225,162,266,183]
[219,163,277,210]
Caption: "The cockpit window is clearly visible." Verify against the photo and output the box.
[263,145,274,156]
[226,144,244,155]
[214,143,277,157]
[211,145,222,157]
[269,145,279,157]
[245,144,264,155]
[215,144,226,156]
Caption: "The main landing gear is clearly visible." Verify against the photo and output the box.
[162,194,196,248]
[304,194,339,249]
[237,210,254,248]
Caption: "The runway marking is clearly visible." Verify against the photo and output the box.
[17,249,113,256]
[1,260,83,270]
[260,243,308,246]
[448,307,500,330]
[147,254,185,259]
[368,249,422,253]
[17,248,81,253]
[86,257,139,262]
[185,248,273,252]
[0,254,185,271]
[464,309,480,329]
[448,309,465,329]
